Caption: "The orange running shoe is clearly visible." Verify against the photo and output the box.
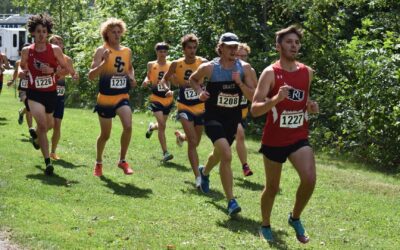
[50,153,60,160]
[118,161,133,175]
[93,163,103,177]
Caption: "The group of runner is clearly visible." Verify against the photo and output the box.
[7,14,320,244]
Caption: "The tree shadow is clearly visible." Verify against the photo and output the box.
[211,200,289,249]
[0,122,7,126]
[161,161,190,172]
[25,165,79,187]
[99,176,153,198]
[181,180,225,201]
[54,159,85,169]
[0,117,7,121]
[234,177,264,192]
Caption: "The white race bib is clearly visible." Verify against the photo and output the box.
[110,76,127,89]
[217,93,240,108]
[280,111,304,128]
[20,79,28,88]
[240,95,248,105]
[184,88,199,100]
[157,84,167,92]
[34,76,53,89]
[57,86,65,96]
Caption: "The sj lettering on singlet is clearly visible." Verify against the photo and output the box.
[184,70,192,80]
[217,93,240,108]
[35,75,53,89]
[156,71,167,91]
[280,110,304,128]
[20,79,28,88]
[57,86,65,96]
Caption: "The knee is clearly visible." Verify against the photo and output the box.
[99,132,111,141]
[220,150,232,164]
[264,184,280,197]
[236,130,245,142]
[158,122,166,131]
[36,122,47,133]
[123,123,132,133]
[301,172,316,189]
[187,136,198,148]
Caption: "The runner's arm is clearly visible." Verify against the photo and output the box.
[160,61,178,88]
[190,63,212,101]
[88,47,108,80]
[306,66,319,114]
[142,62,153,87]
[7,60,20,86]
[236,64,256,102]
[53,46,78,79]
[1,54,12,69]
[128,49,136,88]
[251,67,283,117]
[18,48,29,78]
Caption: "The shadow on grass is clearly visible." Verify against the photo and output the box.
[26,165,79,187]
[210,200,289,249]
[181,180,225,201]
[0,122,7,126]
[100,176,153,198]
[54,159,85,169]
[0,117,7,121]
[161,161,190,172]
[234,177,264,191]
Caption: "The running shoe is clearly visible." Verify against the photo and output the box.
[45,164,54,176]
[242,164,253,177]
[118,161,133,175]
[162,151,173,162]
[195,176,201,189]
[288,213,310,243]
[50,153,60,160]
[31,137,40,150]
[18,108,24,125]
[259,226,274,242]
[174,130,184,147]
[145,122,154,138]
[227,199,241,216]
[29,128,37,139]
[93,163,103,177]
[199,166,210,193]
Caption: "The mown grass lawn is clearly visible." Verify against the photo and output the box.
[0,83,399,249]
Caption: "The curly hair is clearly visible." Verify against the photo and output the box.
[100,18,126,42]
[27,14,54,34]
[181,34,199,49]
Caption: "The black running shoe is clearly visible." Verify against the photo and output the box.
[45,164,54,176]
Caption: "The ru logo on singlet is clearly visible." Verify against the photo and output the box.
[287,87,304,101]
[114,56,125,73]
[33,58,49,70]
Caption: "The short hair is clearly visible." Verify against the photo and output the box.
[154,42,169,51]
[27,14,54,34]
[238,43,251,54]
[49,35,63,44]
[215,41,223,56]
[100,18,126,42]
[275,25,303,44]
[181,34,199,49]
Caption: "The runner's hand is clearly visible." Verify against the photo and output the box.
[199,90,210,101]
[276,84,291,102]
[165,90,174,97]
[307,100,319,114]
[102,49,110,62]
[18,70,28,79]
[130,77,137,88]
[232,71,242,86]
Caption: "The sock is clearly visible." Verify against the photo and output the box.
[45,158,51,166]
[242,163,248,169]
[119,159,125,163]
[290,215,299,221]
[96,160,102,164]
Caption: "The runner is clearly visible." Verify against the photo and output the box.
[190,33,255,215]
[159,34,207,188]
[235,43,256,176]
[143,42,174,162]
[0,51,12,95]
[88,18,136,177]
[19,14,78,175]
[251,26,319,243]
[49,35,75,160]
[7,43,36,142]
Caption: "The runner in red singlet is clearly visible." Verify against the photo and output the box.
[251,25,319,243]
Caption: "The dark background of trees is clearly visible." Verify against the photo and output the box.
[3,0,400,169]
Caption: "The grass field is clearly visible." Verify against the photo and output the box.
[0,82,399,249]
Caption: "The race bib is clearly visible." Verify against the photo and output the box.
[57,86,66,96]
[280,111,304,128]
[240,95,248,105]
[157,84,167,92]
[34,76,53,89]
[217,93,240,108]
[184,88,199,100]
[20,79,28,88]
[110,76,127,89]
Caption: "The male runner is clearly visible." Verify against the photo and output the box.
[19,14,77,175]
[251,26,319,243]
[49,35,75,160]
[235,43,256,176]
[190,33,255,215]
[159,34,207,188]
[88,18,136,177]
[143,42,174,162]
